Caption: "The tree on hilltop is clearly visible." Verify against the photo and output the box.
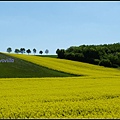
[26,49,31,55]
[33,48,37,55]
[39,50,43,55]
[14,49,20,54]
[7,47,12,53]
[45,49,49,54]
[20,48,25,54]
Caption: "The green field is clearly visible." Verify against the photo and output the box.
[0,53,120,118]
[0,53,76,78]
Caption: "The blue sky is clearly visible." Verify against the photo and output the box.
[0,1,120,55]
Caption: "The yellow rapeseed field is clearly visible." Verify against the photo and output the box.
[0,53,119,118]
[7,54,120,77]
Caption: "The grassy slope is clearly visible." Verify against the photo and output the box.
[0,53,76,78]
[7,53,120,77]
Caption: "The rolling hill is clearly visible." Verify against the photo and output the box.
[5,52,120,78]
[0,52,120,118]
[0,52,76,78]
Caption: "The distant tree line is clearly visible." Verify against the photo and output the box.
[56,43,120,68]
[7,47,49,55]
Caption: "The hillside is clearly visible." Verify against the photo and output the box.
[5,53,120,78]
[0,52,76,78]
[0,52,120,118]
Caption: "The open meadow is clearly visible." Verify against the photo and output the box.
[0,53,120,118]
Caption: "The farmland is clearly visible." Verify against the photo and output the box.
[0,53,120,118]
[0,53,75,78]
[7,53,120,77]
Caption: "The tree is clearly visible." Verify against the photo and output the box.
[56,49,60,55]
[56,49,65,59]
[64,52,75,60]
[26,49,31,55]
[33,48,36,55]
[14,49,20,54]
[56,43,120,68]
[20,48,25,54]
[74,53,84,62]
[99,59,112,67]
[39,50,43,55]
[7,47,12,53]
[45,49,49,54]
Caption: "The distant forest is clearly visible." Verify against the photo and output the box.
[56,43,120,68]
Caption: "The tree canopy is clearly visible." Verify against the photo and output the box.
[45,49,49,54]
[7,47,12,53]
[56,43,120,68]
[20,48,25,54]
[26,49,31,55]
[33,48,36,55]
[39,50,43,55]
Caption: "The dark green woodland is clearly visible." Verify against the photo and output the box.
[56,43,120,68]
